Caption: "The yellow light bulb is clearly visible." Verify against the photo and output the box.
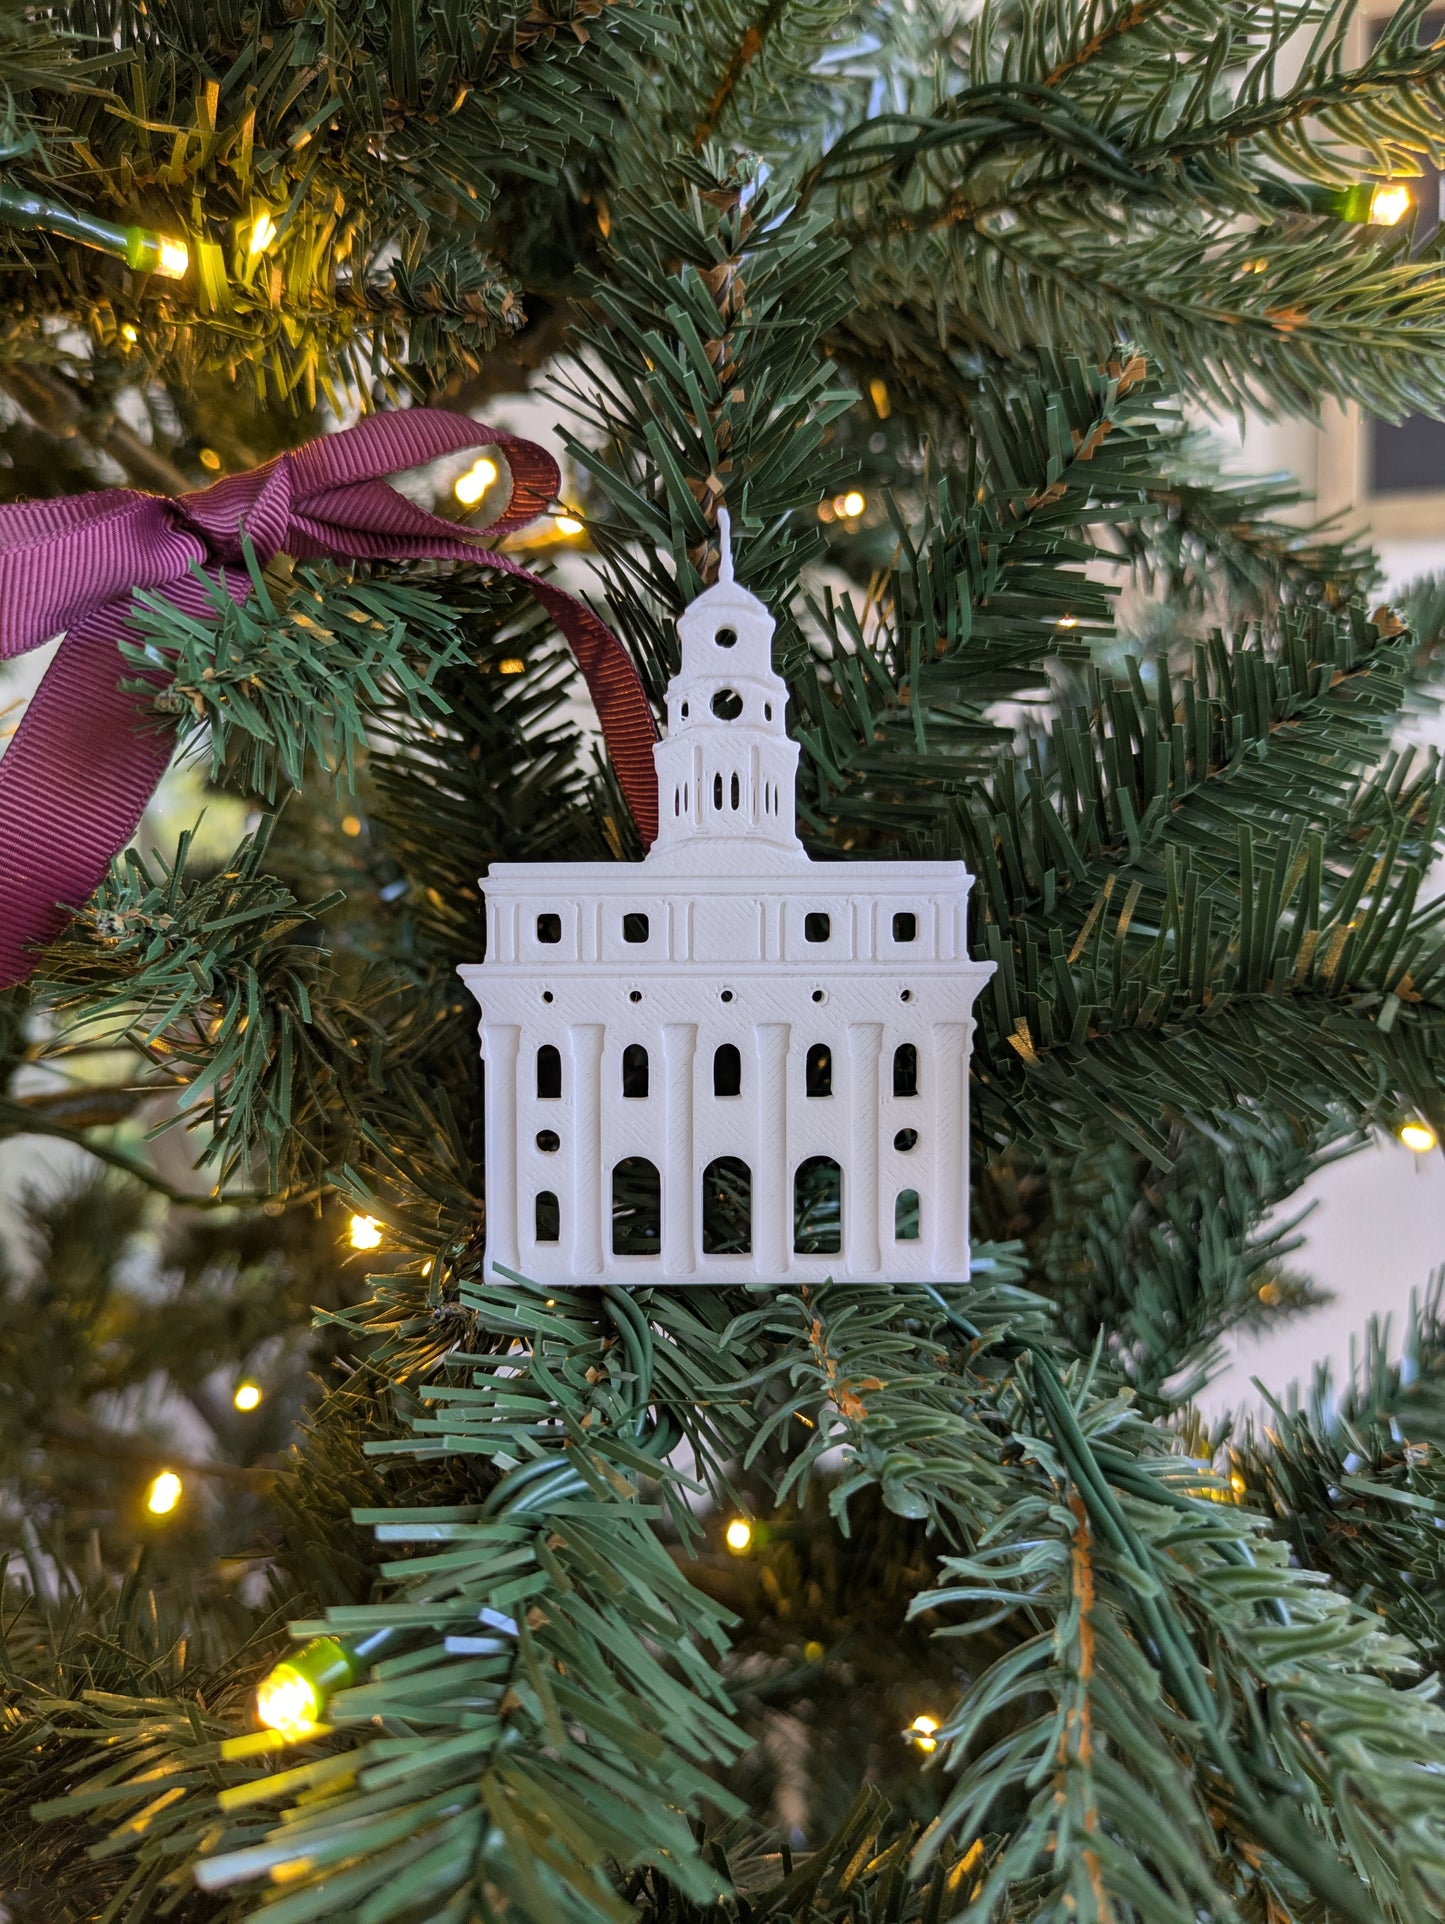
[255,1663,320,1737]
[349,1213,384,1251]
[233,1381,263,1412]
[1370,183,1412,227]
[1399,1120,1437,1154]
[146,1470,183,1515]
[156,238,190,279]
[120,323,139,344]
[499,658,525,675]
[834,490,866,519]
[247,212,279,256]
[909,1713,940,1753]
[1056,613,1078,629]
[724,1517,753,1553]
[198,447,222,472]
[868,377,891,419]
[340,814,363,837]
[454,456,499,506]
[554,514,584,536]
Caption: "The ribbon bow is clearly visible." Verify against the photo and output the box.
[0,410,660,987]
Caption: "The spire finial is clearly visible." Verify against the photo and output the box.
[716,507,734,585]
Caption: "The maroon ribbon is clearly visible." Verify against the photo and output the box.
[0,409,659,987]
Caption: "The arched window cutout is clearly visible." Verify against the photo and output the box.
[622,1043,649,1099]
[713,1043,742,1098]
[895,1189,921,1241]
[535,1191,560,1243]
[794,1156,842,1255]
[674,787,681,817]
[612,1158,661,1255]
[702,1156,751,1254]
[893,1043,918,1098]
[537,1044,562,1099]
[805,1043,832,1098]
[731,771,740,810]
[713,773,723,811]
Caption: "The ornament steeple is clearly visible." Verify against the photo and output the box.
[649,509,804,869]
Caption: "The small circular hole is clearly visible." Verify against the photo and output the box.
[811,988,826,1004]
[720,988,734,1004]
[900,988,913,1002]
[536,1129,560,1153]
[629,989,642,1003]
[541,991,554,1003]
[711,687,744,720]
[894,1128,918,1153]
[716,626,737,649]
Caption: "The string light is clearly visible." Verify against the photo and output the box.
[247,211,279,256]
[1056,613,1078,629]
[1368,183,1412,226]
[554,513,585,537]
[454,456,499,506]
[833,490,866,519]
[233,1382,263,1412]
[908,1713,940,1754]
[198,447,222,472]
[0,180,189,278]
[146,1470,183,1515]
[120,323,139,344]
[868,377,891,419]
[255,1662,322,1738]
[724,1516,754,1553]
[340,814,363,837]
[348,1213,384,1250]
[1399,1120,1437,1153]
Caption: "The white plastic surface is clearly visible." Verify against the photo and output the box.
[460,514,995,1284]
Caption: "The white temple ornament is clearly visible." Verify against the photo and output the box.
[461,511,995,1284]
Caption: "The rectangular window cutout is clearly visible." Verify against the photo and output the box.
[537,912,562,944]
[804,911,831,943]
[535,1191,560,1243]
[623,912,650,943]
[893,911,917,942]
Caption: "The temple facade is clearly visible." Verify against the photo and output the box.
[460,517,994,1285]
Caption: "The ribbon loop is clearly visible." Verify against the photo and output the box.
[0,410,660,987]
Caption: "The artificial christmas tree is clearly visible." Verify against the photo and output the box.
[4,0,1445,1919]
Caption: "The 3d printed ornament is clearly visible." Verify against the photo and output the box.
[461,514,994,1285]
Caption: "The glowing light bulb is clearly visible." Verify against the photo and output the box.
[1370,183,1412,226]
[868,377,891,419]
[1056,613,1078,629]
[340,814,363,837]
[454,456,499,506]
[724,1517,754,1553]
[198,447,222,472]
[1399,1120,1437,1153]
[120,323,139,344]
[255,1662,320,1738]
[554,514,584,537]
[834,490,866,519]
[349,1214,383,1251]
[156,237,190,279]
[247,211,279,256]
[146,1470,183,1515]
[233,1381,263,1412]
[499,659,525,675]
[908,1713,940,1753]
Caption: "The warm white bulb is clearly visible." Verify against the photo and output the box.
[454,456,499,506]
[349,1214,384,1251]
[724,1517,753,1553]
[909,1712,940,1752]
[554,514,584,536]
[255,1664,320,1737]
[156,238,190,279]
[233,1381,263,1412]
[146,1470,183,1515]
[248,212,279,256]
[1399,1120,1437,1154]
[1369,183,1412,227]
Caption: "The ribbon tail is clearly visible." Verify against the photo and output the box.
[488,560,660,848]
[0,617,175,987]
